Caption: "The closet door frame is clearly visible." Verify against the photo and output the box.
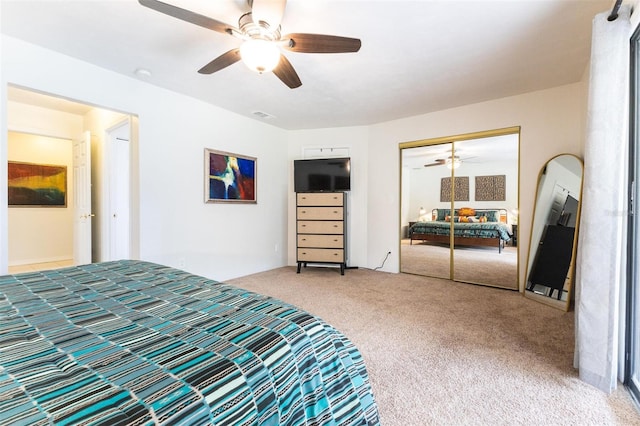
[624,22,640,405]
[399,126,520,288]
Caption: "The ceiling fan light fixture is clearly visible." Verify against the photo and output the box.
[240,39,280,73]
[446,157,462,169]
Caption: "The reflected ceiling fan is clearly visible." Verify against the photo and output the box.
[424,155,476,169]
[138,0,362,89]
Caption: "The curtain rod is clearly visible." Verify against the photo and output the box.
[608,0,623,21]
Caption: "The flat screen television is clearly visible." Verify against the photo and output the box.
[294,157,351,192]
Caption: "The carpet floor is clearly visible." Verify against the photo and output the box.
[401,239,518,290]
[229,266,640,425]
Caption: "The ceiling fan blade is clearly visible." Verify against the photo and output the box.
[424,159,446,167]
[273,54,302,89]
[198,49,241,74]
[138,0,234,35]
[250,0,287,28]
[283,33,361,53]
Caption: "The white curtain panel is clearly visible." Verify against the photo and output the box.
[575,5,631,394]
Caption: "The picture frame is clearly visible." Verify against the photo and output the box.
[204,148,257,203]
[8,161,67,207]
[475,175,506,201]
[440,176,469,202]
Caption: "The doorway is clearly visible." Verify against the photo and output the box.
[106,119,131,261]
[5,86,139,272]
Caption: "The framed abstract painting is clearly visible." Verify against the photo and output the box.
[8,161,67,207]
[204,148,257,203]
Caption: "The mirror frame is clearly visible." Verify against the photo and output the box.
[524,154,583,311]
[399,126,520,289]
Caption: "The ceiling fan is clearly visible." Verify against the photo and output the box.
[424,155,475,169]
[138,0,362,89]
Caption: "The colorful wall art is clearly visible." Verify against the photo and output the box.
[205,149,256,203]
[8,161,67,207]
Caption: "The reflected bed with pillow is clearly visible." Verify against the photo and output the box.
[409,208,512,253]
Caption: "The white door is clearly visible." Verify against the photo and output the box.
[108,121,131,260]
[73,131,92,265]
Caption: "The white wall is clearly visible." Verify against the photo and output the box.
[1,35,290,281]
[1,34,588,289]
[287,126,369,268]
[6,102,84,265]
[8,101,84,139]
[7,131,74,264]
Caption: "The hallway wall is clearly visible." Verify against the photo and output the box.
[7,131,74,264]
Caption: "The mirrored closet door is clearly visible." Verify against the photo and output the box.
[400,128,520,290]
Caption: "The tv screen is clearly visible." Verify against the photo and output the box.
[294,157,351,192]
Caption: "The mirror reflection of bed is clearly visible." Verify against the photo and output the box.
[400,129,519,290]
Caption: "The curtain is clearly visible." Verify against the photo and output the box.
[575,5,631,393]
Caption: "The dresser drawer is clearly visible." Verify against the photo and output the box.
[297,234,344,248]
[297,221,343,234]
[297,248,344,262]
[297,207,343,220]
[297,192,344,206]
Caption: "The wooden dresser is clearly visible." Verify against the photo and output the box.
[296,192,347,275]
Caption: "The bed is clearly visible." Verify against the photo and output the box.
[409,208,512,253]
[0,260,379,425]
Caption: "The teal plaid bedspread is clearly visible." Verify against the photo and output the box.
[0,260,379,425]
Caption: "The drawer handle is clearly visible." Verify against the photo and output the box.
[334,253,338,256]
[302,238,307,241]
[334,239,338,242]
[333,211,338,213]
[334,225,338,228]
[301,210,306,213]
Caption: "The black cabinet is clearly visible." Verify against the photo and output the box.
[527,225,575,299]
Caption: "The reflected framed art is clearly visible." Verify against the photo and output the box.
[204,148,257,203]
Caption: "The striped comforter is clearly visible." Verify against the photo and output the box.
[0,260,379,425]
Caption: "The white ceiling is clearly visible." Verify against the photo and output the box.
[401,133,519,169]
[1,0,613,130]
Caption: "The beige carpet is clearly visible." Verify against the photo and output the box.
[228,266,640,425]
[401,239,518,290]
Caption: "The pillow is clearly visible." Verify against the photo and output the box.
[459,216,469,223]
[458,207,476,217]
[467,216,479,223]
[437,209,451,221]
[479,215,488,223]
[483,210,498,222]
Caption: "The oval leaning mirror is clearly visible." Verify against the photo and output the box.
[525,154,583,311]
